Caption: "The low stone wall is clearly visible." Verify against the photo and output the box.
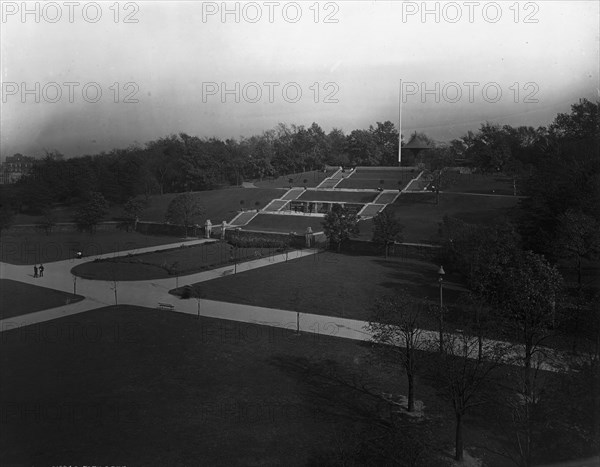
[224,228,306,248]
[135,221,191,237]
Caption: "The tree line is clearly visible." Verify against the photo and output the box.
[0,121,400,216]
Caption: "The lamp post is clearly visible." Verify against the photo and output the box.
[234,246,238,274]
[438,265,445,353]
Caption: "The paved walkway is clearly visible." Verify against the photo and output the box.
[0,241,317,329]
[0,239,571,373]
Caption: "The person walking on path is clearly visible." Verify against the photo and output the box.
[33,265,38,278]
[39,264,44,277]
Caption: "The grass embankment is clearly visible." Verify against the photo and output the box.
[253,170,335,188]
[356,192,519,243]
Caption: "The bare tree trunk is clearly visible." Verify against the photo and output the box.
[407,370,415,412]
[455,412,464,461]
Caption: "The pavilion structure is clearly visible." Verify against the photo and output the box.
[402,133,433,164]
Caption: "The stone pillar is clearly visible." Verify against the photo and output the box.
[305,227,313,247]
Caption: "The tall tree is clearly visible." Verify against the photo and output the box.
[368,294,426,413]
[372,210,404,258]
[555,209,600,287]
[0,203,15,236]
[491,251,563,396]
[322,204,359,252]
[74,191,109,234]
[165,192,204,237]
[427,332,505,461]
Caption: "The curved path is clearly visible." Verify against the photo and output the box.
[1,239,571,373]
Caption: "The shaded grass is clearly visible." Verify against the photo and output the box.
[0,306,577,467]
[0,305,453,466]
[0,231,184,265]
[0,279,84,319]
[356,192,519,243]
[441,173,516,195]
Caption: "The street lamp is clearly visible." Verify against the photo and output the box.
[438,265,445,353]
[233,246,238,274]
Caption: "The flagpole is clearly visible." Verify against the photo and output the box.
[398,79,402,166]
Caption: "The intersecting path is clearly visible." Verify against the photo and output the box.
[0,239,316,329]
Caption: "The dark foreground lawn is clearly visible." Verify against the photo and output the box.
[0,279,84,319]
[0,231,184,265]
[180,252,468,330]
[71,242,285,281]
[1,307,589,466]
[0,306,456,466]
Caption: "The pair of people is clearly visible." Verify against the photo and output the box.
[33,264,44,278]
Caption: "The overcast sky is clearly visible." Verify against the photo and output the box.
[1,1,598,158]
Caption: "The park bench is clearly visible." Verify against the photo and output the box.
[157,302,175,311]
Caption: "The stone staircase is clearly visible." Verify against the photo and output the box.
[229,210,259,227]
[373,190,401,204]
[262,199,289,212]
[317,168,346,189]
[280,187,305,200]
[357,204,385,218]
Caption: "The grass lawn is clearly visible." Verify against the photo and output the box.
[356,192,519,243]
[181,252,469,330]
[254,170,335,188]
[242,214,326,233]
[0,279,84,319]
[12,204,124,225]
[441,172,517,195]
[0,231,184,265]
[337,178,413,190]
[0,305,453,466]
[11,188,283,227]
[297,190,377,203]
[337,168,418,190]
[71,242,283,281]
[139,187,284,223]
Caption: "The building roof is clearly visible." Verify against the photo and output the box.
[403,134,433,150]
